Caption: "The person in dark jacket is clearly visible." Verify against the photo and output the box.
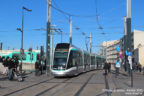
[138,63,142,72]
[108,62,111,73]
[8,58,16,70]
[14,58,19,71]
[2,58,8,75]
[35,59,41,76]
[103,62,109,75]
[0,56,2,62]
[8,58,17,80]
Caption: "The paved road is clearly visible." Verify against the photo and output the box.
[0,70,112,96]
[1,70,143,96]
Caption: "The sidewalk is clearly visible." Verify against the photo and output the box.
[107,68,144,96]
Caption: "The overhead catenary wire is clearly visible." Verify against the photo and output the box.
[52,0,88,38]
[51,1,101,18]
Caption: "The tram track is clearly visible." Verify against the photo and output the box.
[2,70,102,96]
[104,75,111,96]
[50,71,103,96]
[74,73,95,96]
[35,72,91,96]
[35,78,71,96]
[3,72,87,96]
[3,76,55,96]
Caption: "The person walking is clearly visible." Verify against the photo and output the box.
[108,62,111,73]
[14,58,19,72]
[115,60,120,78]
[142,66,144,75]
[0,56,2,63]
[8,58,17,80]
[2,58,8,75]
[138,63,142,72]
[103,62,109,75]
[35,59,41,76]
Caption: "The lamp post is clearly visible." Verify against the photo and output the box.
[17,6,32,74]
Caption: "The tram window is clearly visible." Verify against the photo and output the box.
[79,53,82,66]
[30,53,33,60]
[92,56,95,65]
[54,52,68,58]
[72,51,77,66]
[54,58,67,66]
[84,54,87,64]
[87,55,90,65]
[12,54,20,60]
[12,53,26,60]
[79,53,83,66]
[67,51,73,68]
[72,59,76,66]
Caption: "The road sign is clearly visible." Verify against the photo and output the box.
[128,56,132,60]
[128,52,132,56]
[116,61,120,68]
[119,51,123,58]
[116,45,120,52]
[125,50,128,55]
[128,56,132,69]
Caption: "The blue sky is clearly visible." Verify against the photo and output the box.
[0,0,144,53]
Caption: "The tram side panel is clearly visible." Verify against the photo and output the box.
[66,50,84,76]
[84,53,90,72]
[90,56,96,70]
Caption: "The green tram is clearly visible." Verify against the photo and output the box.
[52,43,105,77]
[0,50,40,63]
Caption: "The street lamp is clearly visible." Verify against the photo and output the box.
[17,6,32,74]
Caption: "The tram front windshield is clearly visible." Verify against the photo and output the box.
[53,52,68,69]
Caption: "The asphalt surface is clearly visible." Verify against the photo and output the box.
[0,69,144,96]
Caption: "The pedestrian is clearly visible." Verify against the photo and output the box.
[115,60,120,78]
[8,58,17,80]
[44,59,46,70]
[138,63,142,72]
[0,56,2,62]
[35,59,41,76]
[14,58,19,72]
[142,67,144,75]
[39,60,42,75]
[103,62,109,75]
[2,58,8,75]
[108,62,111,73]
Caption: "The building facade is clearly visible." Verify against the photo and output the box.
[120,29,144,64]
[120,30,144,51]
[98,40,120,64]
[134,45,144,67]
[106,40,120,64]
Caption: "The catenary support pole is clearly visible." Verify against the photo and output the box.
[46,0,51,75]
[70,16,72,45]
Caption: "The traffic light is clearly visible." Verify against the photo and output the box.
[119,51,123,59]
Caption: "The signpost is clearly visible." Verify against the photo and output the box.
[116,45,121,77]
[20,48,24,74]
[128,55,132,69]
[127,51,133,87]
[116,61,121,68]
[116,45,120,52]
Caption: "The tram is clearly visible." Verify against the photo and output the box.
[51,43,105,77]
